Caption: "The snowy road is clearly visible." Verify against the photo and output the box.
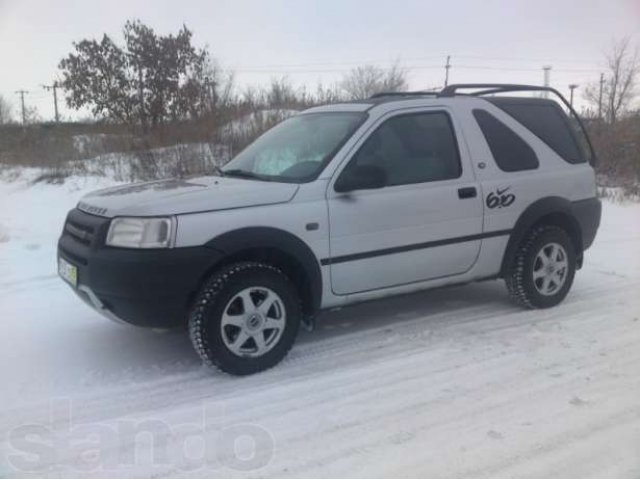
[1,174,639,477]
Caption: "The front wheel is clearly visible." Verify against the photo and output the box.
[506,225,577,309]
[189,262,301,375]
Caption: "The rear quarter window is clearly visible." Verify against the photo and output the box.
[495,103,586,164]
[473,109,539,172]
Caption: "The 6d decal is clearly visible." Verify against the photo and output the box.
[486,187,515,209]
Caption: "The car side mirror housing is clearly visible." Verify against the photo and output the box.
[335,165,387,193]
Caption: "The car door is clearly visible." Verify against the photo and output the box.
[326,108,483,295]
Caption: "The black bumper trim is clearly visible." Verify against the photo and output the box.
[58,243,224,328]
[59,208,225,328]
[572,197,601,251]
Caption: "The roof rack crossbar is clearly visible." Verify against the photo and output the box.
[369,90,439,99]
[439,83,558,97]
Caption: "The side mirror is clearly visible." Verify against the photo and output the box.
[335,165,387,193]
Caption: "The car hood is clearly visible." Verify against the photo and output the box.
[77,176,299,217]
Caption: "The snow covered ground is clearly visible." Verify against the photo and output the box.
[0,172,639,477]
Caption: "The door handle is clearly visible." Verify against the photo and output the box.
[458,187,477,199]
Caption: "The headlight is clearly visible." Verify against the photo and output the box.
[106,217,176,248]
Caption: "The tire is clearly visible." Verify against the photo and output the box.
[506,225,577,309]
[189,261,301,375]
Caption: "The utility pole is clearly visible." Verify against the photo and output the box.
[598,72,604,121]
[15,90,28,125]
[444,55,451,87]
[542,65,552,98]
[568,84,578,108]
[42,82,60,123]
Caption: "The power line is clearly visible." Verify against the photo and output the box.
[4,56,603,123]
[227,54,601,70]
[22,94,48,99]
[452,54,601,65]
[454,64,598,73]
[228,59,601,74]
[229,64,600,75]
[227,55,444,69]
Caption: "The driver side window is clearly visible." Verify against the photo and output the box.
[342,111,462,187]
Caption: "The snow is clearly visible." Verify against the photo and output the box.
[71,133,135,157]
[0,141,227,186]
[0,172,639,477]
[67,143,227,182]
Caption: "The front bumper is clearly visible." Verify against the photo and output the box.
[75,284,130,325]
[58,208,223,328]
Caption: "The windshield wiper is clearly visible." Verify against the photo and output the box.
[223,169,270,181]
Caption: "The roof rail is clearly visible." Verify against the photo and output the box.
[369,90,439,99]
[438,83,580,119]
[439,83,566,97]
[440,83,596,167]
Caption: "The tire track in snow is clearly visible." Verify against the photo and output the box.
[0,274,634,433]
[2,275,639,476]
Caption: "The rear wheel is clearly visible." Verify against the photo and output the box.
[189,262,301,375]
[506,225,577,309]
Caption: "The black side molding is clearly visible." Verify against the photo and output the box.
[321,229,511,266]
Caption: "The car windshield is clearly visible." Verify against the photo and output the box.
[222,112,366,183]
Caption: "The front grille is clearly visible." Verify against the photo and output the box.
[59,245,88,265]
[65,220,95,245]
[63,208,108,246]
[59,209,110,267]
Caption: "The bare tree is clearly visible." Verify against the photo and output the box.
[0,94,12,124]
[265,77,300,108]
[585,37,639,124]
[215,70,236,109]
[314,83,344,105]
[340,62,408,100]
[24,104,41,125]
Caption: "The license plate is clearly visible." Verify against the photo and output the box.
[58,257,78,287]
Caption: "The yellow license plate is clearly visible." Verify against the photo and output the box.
[58,257,78,287]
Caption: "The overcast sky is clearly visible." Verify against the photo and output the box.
[0,0,639,121]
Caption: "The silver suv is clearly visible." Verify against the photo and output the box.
[58,84,601,375]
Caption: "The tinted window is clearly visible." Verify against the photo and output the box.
[496,103,585,164]
[473,109,539,172]
[344,112,461,187]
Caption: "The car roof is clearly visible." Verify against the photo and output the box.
[302,95,561,115]
[302,95,477,115]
